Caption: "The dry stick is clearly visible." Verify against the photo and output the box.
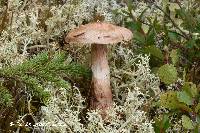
[9,11,13,30]
[55,113,73,133]
[0,5,8,34]
[15,95,36,133]
[27,95,38,124]
[27,45,47,50]
[27,95,47,132]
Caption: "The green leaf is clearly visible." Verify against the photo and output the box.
[168,31,180,42]
[196,20,200,33]
[160,91,179,109]
[154,115,170,133]
[146,29,155,45]
[195,103,200,113]
[196,115,200,124]
[170,49,179,65]
[157,64,178,84]
[125,21,142,31]
[186,38,196,49]
[133,31,146,44]
[176,8,186,20]
[154,118,161,133]
[126,0,134,12]
[182,82,198,98]
[182,115,194,129]
[138,8,148,20]
[177,91,193,105]
[142,45,164,60]
[161,115,170,130]
[178,103,193,112]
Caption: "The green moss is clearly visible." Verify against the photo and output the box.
[0,51,91,105]
[0,86,13,107]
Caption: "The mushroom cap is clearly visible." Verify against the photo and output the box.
[65,22,133,45]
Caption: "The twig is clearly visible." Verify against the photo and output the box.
[0,4,8,34]
[55,113,74,133]
[27,94,37,124]
[27,45,47,50]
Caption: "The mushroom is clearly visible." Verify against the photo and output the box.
[65,22,133,117]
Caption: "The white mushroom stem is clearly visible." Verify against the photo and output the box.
[90,44,113,114]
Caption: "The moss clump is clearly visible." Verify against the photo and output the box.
[0,86,13,107]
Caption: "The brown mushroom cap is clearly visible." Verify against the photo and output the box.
[65,22,133,45]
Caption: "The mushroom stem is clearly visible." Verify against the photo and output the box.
[90,44,113,115]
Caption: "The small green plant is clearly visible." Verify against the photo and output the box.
[158,82,200,131]
[121,0,200,73]
[0,51,91,104]
[0,51,91,131]
[154,115,170,133]
[119,0,200,132]
[0,86,13,107]
[0,0,199,132]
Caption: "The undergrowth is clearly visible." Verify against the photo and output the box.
[0,0,199,132]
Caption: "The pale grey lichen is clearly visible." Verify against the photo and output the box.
[0,0,121,67]
[0,0,178,132]
[36,86,155,133]
[111,46,160,99]
[33,46,159,133]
